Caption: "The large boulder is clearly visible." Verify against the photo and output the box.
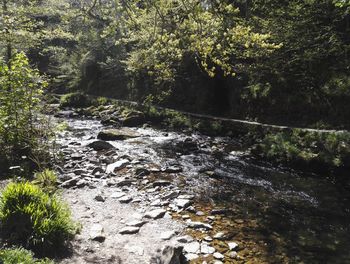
[97,128,140,141]
[121,110,146,127]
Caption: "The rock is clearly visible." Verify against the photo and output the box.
[227,242,239,251]
[160,231,176,240]
[121,110,145,127]
[117,179,135,187]
[144,209,167,219]
[200,243,215,254]
[92,167,105,175]
[177,235,194,243]
[162,191,180,200]
[185,254,199,261]
[135,167,150,177]
[187,221,213,230]
[95,195,105,202]
[163,166,182,173]
[97,128,140,141]
[174,198,192,208]
[213,261,223,264]
[229,251,238,259]
[71,153,84,160]
[203,236,213,242]
[106,159,130,173]
[119,226,140,235]
[87,140,115,151]
[182,215,190,220]
[213,232,225,240]
[118,196,133,203]
[89,224,105,242]
[196,211,205,216]
[110,191,126,199]
[211,208,231,215]
[213,252,225,260]
[60,176,81,188]
[183,242,200,254]
[151,245,186,264]
[126,220,147,227]
[153,180,172,187]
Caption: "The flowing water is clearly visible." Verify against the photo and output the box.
[57,116,350,264]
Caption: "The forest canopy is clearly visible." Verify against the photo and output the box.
[0,0,349,127]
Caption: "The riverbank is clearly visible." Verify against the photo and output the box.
[51,93,350,177]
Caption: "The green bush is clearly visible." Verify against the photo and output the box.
[33,169,58,195]
[0,248,53,264]
[256,130,350,168]
[0,182,77,254]
[59,92,91,108]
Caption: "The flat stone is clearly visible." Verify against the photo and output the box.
[177,235,194,243]
[98,128,140,141]
[213,232,225,240]
[110,191,126,199]
[187,221,212,230]
[118,196,133,203]
[184,242,200,254]
[126,220,147,227]
[119,226,140,235]
[160,231,176,240]
[89,224,105,242]
[174,198,192,208]
[213,252,225,260]
[200,243,216,254]
[228,242,239,251]
[185,253,199,261]
[203,236,213,242]
[162,191,180,200]
[153,180,172,187]
[163,166,182,173]
[144,209,167,219]
[106,159,130,173]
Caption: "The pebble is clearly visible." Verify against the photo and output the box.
[185,253,199,261]
[126,220,147,227]
[187,221,213,230]
[203,236,213,242]
[174,198,192,208]
[213,232,225,240]
[118,196,133,203]
[110,191,125,199]
[229,251,238,259]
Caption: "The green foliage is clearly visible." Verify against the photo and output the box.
[257,130,350,168]
[0,248,53,264]
[33,169,58,195]
[0,182,77,254]
[59,92,92,108]
[0,52,48,173]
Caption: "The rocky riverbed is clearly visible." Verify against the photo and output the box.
[52,106,350,264]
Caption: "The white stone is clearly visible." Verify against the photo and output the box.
[174,198,192,208]
[213,232,225,239]
[110,191,125,199]
[184,241,200,253]
[187,221,212,230]
[89,224,105,242]
[185,253,199,261]
[228,242,239,250]
[106,159,129,173]
[200,243,215,254]
[213,252,225,260]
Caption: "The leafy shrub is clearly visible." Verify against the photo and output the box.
[0,248,53,264]
[0,182,77,254]
[33,169,58,194]
[256,129,350,168]
[0,53,48,174]
[59,92,91,108]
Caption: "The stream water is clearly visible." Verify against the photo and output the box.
[57,116,350,264]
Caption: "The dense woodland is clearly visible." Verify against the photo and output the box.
[1,0,349,126]
[1,1,350,263]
